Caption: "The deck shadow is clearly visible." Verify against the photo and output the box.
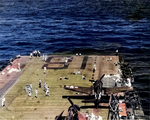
[80,56,88,69]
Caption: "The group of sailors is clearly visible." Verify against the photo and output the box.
[124,91,140,110]
[30,50,41,58]
[29,50,49,62]
[73,70,86,80]
[31,51,47,62]
[124,91,140,119]
[28,79,49,97]
[28,88,38,98]
[109,92,140,120]
[112,77,132,87]
[120,77,132,87]
[76,53,81,56]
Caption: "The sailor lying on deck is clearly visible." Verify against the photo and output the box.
[73,70,81,75]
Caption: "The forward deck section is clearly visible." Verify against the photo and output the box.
[0,55,145,120]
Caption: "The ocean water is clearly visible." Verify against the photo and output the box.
[0,0,149,116]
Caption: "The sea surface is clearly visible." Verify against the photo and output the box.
[0,0,149,117]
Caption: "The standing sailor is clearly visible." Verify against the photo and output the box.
[126,78,131,87]
[44,67,46,74]
[18,63,20,70]
[65,58,68,65]
[35,88,38,98]
[93,64,96,73]
[37,50,41,57]
[30,53,33,59]
[44,82,48,92]
[39,79,41,88]
[131,113,135,120]
[44,55,47,62]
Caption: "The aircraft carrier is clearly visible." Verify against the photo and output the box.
[0,52,146,120]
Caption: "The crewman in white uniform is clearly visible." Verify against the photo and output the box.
[1,97,5,106]
[35,88,38,98]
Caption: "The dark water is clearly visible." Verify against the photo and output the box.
[0,0,149,116]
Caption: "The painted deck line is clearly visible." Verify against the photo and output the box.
[0,56,30,105]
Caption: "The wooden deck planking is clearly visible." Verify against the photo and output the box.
[0,55,145,120]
